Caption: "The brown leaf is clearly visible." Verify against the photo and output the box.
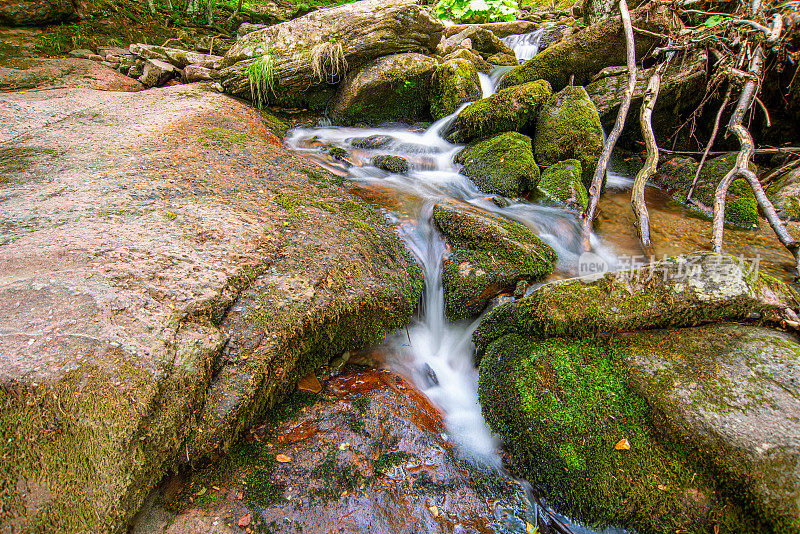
[276,453,292,463]
[614,438,630,450]
[297,373,322,394]
[238,513,252,527]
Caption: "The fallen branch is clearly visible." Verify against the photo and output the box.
[632,61,667,253]
[761,157,800,187]
[686,85,732,202]
[582,0,638,250]
[712,45,800,276]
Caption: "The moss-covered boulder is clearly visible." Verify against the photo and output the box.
[443,48,492,73]
[433,202,557,320]
[533,85,603,187]
[537,159,588,213]
[455,131,540,197]
[767,166,800,220]
[372,154,409,174]
[652,154,759,229]
[497,5,671,91]
[487,51,518,65]
[439,26,517,62]
[473,252,799,349]
[479,324,800,533]
[445,80,552,144]
[430,58,483,120]
[330,53,438,125]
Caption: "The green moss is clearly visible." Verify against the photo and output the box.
[374,451,414,473]
[430,58,482,120]
[446,80,552,144]
[201,127,252,147]
[455,131,541,196]
[533,86,603,187]
[371,154,409,174]
[0,147,55,181]
[310,449,361,502]
[478,334,757,533]
[537,159,588,212]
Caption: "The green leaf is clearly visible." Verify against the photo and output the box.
[704,15,732,27]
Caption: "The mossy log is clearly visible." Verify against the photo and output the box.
[219,0,443,108]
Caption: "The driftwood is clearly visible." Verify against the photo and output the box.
[581,0,638,250]
[219,0,443,106]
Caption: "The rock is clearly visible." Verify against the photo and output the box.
[445,79,552,144]
[486,51,518,65]
[0,84,421,532]
[455,131,540,197]
[296,373,322,393]
[429,58,482,119]
[443,48,492,73]
[128,61,144,79]
[129,43,222,69]
[586,50,708,125]
[768,166,800,219]
[68,49,96,59]
[331,53,437,126]
[439,26,517,61]
[433,201,557,320]
[0,58,144,92]
[97,46,133,59]
[193,36,234,56]
[498,4,672,91]
[237,22,268,39]
[152,370,527,534]
[652,154,759,229]
[349,135,393,149]
[0,0,75,26]
[478,324,798,533]
[582,0,617,25]
[138,58,177,88]
[537,159,587,212]
[371,155,409,174]
[533,85,603,187]
[473,252,799,349]
[183,65,219,82]
[443,20,541,39]
[219,0,443,109]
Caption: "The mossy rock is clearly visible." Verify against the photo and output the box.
[429,58,482,120]
[455,131,540,197]
[330,53,438,126]
[767,167,800,220]
[652,154,759,229]
[433,201,557,320]
[473,252,800,350]
[486,51,518,65]
[533,85,603,187]
[478,333,765,533]
[445,80,552,144]
[442,48,492,73]
[537,159,588,212]
[372,154,409,174]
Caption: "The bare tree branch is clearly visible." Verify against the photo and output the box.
[686,85,731,202]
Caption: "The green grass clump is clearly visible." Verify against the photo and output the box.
[247,43,277,109]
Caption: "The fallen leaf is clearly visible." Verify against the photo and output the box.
[195,487,207,496]
[428,505,439,517]
[276,454,292,463]
[339,442,350,451]
[658,484,667,491]
[238,513,252,527]
[614,438,630,450]
[526,522,538,534]
[297,373,322,394]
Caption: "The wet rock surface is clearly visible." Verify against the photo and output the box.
[146,369,528,534]
[0,84,421,533]
[456,131,540,197]
[537,159,587,212]
[429,58,483,120]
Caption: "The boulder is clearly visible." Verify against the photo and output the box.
[473,252,800,349]
[498,5,672,91]
[372,154,409,174]
[768,166,800,220]
[439,26,517,61]
[442,48,492,73]
[0,0,75,26]
[182,65,219,82]
[586,50,708,125]
[455,131,540,196]
[533,85,604,187]
[0,84,421,532]
[129,43,222,69]
[138,58,177,88]
[219,0,443,108]
[429,58,483,119]
[652,154,759,229]
[486,51,518,65]
[237,22,268,39]
[445,79,552,144]
[330,53,438,125]
[582,0,617,25]
[478,323,800,533]
[433,201,557,320]
[68,49,102,61]
[0,58,144,92]
[443,20,541,39]
[537,159,587,212]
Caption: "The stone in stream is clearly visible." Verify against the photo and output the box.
[330,53,438,126]
[371,154,409,175]
[438,26,517,62]
[433,201,557,320]
[768,166,800,220]
[349,135,393,149]
[0,83,422,532]
[444,80,552,144]
[652,154,759,229]
[536,158,588,213]
[442,48,492,74]
[443,20,542,39]
[429,58,482,120]
[533,85,604,187]
[478,322,800,532]
[498,4,672,92]
[129,43,223,69]
[455,131,540,197]
[143,369,527,534]
[219,0,443,109]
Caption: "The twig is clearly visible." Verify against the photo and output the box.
[686,85,732,202]
[582,0,638,250]
[761,157,800,188]
[632,26,671,40]
[754,95,771,126]
[632,61,667,253]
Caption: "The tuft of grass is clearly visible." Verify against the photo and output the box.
[309,40,347,84]
[247,43,277,109]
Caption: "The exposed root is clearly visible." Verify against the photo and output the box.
[310,41,348,85]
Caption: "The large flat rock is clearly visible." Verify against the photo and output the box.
[0,84,421,532]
